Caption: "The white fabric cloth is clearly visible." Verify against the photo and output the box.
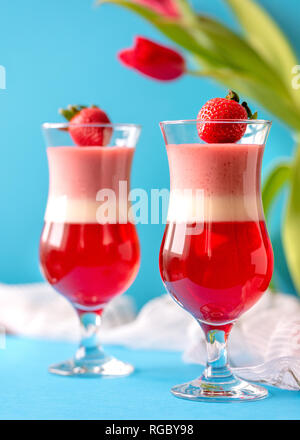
[0,283,299,390]
[0,283,136,341]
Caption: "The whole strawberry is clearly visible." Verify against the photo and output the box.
[197,90,257,143]
[60,105,112,146]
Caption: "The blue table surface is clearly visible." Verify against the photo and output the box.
[0,336,299,420]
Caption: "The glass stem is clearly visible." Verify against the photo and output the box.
[202,327,235,384]
[75,312,106,363]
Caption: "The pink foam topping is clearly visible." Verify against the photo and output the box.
[47,146,134,199]
[166,143,264,196]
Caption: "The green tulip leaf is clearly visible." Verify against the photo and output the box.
[190,15,287,92]
[173,0,195,17]
[261,162,292,293]
[283,143,300,295]
[262,162,292,219]
[225,0,298,98]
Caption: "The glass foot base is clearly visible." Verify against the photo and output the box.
[49,356,134,378]
[171,377,268,402]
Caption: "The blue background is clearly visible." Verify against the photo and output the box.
[0,0,299,308]
[1,336,299,420]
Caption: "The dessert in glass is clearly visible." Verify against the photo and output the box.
[159,118,273,401]
[40,110,141,377]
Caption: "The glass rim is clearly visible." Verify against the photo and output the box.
[160,119,272,126]
[42,122,142,130]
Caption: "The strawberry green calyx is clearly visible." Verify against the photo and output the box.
[241,101,258,120]
[226,90,240,103]
[59,105,87,121]
[226,90,258,120]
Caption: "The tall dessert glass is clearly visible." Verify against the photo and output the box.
[159,119,273,401]
[40,123,141,377]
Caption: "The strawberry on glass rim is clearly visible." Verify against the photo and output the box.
[59,105,112,147]
[197,90,258,143]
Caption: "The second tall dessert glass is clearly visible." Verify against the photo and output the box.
[159,119,273,402]
[40,123,141,377]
